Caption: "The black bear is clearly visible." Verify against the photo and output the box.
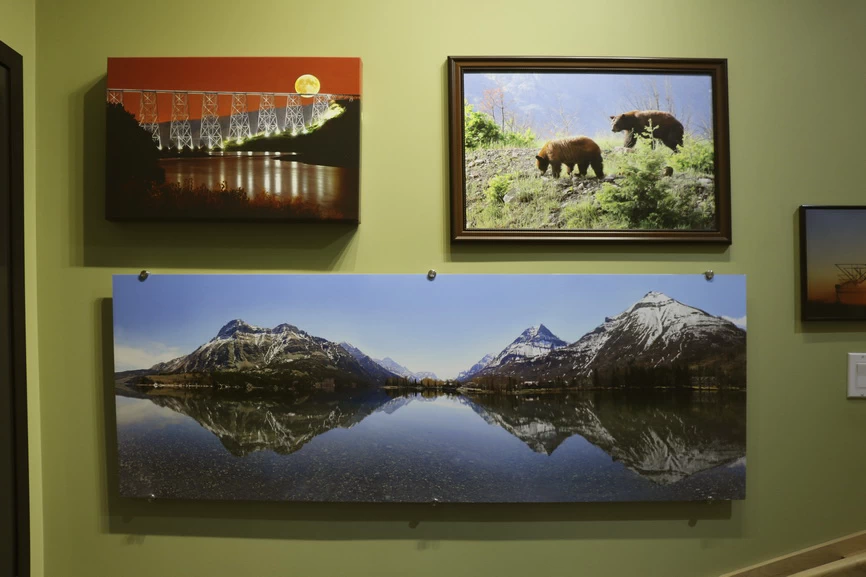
[535,136,604,179]
[610,110,684,152]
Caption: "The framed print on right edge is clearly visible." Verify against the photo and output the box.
[447,57,732,243]
[800,205,866,321]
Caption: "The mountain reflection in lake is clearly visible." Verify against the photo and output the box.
[115,388,745,502]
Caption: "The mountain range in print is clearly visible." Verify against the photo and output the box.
[113,274,747,503]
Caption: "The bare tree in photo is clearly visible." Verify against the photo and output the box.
[694,114,714,139]
[622,77,663,111]
[547,93,580,138]
[620,77,695,134]
[480,85,512,132]
[479,87,500,125]
[508,107,536,136]
[663,78,675,117]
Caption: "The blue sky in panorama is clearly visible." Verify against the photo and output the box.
[113,274,746,378]
[463,72,713,140]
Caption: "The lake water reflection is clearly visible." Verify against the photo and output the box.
[115,388,746,502]
[158,154,357,214]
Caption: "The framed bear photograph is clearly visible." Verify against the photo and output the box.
[447,57,731,243]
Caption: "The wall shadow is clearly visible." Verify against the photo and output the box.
[79,79,357,271]
[98,298,738,542]
[99,298,119,537]
[106,499,737,542]
[448,242,731,264]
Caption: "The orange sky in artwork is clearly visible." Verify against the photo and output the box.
[805,209,866,303]
[107,57,361,123]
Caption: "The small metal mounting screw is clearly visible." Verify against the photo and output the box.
[704,270,714,281]
[138,270,150,282]
[147,493,156,503]
[427,270,437,281]
[431,497,440,507]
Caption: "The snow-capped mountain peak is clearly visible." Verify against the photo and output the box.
[338,342,366,359]
[619,292,733,348]
[636,290,670,304]
[374,357,438,381]
[626,291,679,313]
[487,292,746,382]
[148,320,397,386]
[374,357,413,379]
[481,324,568,372]
[457,353,496,381]
[522,324,556,339]
[216,319,265,339]
[575,292,741,357]
[338,343,438,381]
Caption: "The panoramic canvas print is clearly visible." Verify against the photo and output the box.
[113,274,747,502]
[801,206,866,320]
[105,57,361,222]
[448,58,731,242]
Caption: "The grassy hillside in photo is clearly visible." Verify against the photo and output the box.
[465,133,716,231]
[461,103,717,231]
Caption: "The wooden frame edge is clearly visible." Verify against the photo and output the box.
[446,56,732,245]
[0,37,29,577]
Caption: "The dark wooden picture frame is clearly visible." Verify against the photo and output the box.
[799,205,866,321]
[447,57,732,243]
[0,38,29,577]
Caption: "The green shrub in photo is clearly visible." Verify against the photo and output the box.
[464,103,538,150]
[464,104,502,150]
[561,201,600,229]
[594,130,714,230]
[484,173,515,204]
[596,133,671,228]
[671,135,714,175]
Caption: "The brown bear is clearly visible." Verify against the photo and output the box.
[535,136,604,179]
[610,110,684,152]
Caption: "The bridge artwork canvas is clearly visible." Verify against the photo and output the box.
[112,273,747,503]
[800,206,866,321]
[105,57,361,222]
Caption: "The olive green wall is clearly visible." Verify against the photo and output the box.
[0,1,43,575]
[31,0,866,576]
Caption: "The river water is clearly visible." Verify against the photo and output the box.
[158,154,357,212]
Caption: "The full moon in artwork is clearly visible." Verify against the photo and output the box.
[295,74,321,95]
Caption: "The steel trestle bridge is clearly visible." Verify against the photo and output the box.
[107,88,357,150]
[835,263,866,304]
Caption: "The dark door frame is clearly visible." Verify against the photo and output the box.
[0,38,28,577]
